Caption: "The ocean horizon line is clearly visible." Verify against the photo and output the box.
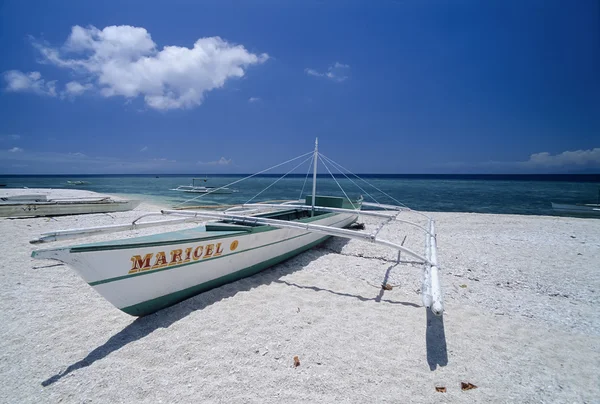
[1,173,599,182]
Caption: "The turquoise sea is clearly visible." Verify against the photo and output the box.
[0,174,598,216]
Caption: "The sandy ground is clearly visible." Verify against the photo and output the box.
[0,189,599,403]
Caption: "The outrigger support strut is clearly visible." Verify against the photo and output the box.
[29,216,205,244]
[29,200,444,316]
[162,208,431,265]
[239,203,435,237]
[161,207,444,316]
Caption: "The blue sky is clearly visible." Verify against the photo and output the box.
[0,0,598,174]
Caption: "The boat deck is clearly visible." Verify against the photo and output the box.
[69,226,247,252]
[67,208,335,251]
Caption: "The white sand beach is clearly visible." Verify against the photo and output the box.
[1,189,599,403]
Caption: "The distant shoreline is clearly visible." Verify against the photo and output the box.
[1,173,599,182]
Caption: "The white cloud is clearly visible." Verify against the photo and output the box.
[140,146,148,152]
[524,148,600,167]
[27,25,268,110]
[0,134,21,141]
[304,62,350,82]
[248,97,261,103]
[198,157,232,166]
[63,81,93,97]
[0,149,183,173]
[3,70,57,96]
[9,147,23,152]
[441,147,600,173]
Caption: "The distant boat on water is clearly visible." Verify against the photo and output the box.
[170,178,236,194]
[551,188,600,217]
[67,180,91,186]
[551,202,600,217]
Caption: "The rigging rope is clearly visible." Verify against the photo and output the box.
[319,153,410,210]
[319,153,382,206]
[318,155,357,210]
[245,154,314,204]
[173,150,314,208]
[298,153,314,200]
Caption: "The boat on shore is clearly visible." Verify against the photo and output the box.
[1,194,48,202]
[0,194,140,217]
[30,139,444,318]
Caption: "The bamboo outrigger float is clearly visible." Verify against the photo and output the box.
[30,139,444,317]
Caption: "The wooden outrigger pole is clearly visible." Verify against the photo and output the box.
[160,206,445,316]
[30,216,206,244]
[161,208,431,264]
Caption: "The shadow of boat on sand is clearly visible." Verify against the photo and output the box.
[42,239,350,386]
[42,237,448,386]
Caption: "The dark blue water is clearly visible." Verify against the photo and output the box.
[0,174,598,216]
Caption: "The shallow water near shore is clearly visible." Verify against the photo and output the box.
[1,174,598,216]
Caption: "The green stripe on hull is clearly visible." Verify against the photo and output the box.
[120,234,331,316]
[90,215,353,287]
[89,231,308,286]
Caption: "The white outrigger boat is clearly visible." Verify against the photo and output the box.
[0,194,140,218]
[30,140,444,317]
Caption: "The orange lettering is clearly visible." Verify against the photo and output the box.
[203,244,214,258]
[169,249,183,265]
[214,243,223,257]
[153,252,167,268]
[184,247,192,262]
[129,254,153,274]
[193,246,203,260]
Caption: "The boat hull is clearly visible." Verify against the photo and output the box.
[0,199,140,218]
[33,211,357,316]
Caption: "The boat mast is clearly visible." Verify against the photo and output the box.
[311,138,318,216]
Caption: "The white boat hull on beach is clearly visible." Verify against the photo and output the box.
[33,210,358,316]
[0,198,141,218]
